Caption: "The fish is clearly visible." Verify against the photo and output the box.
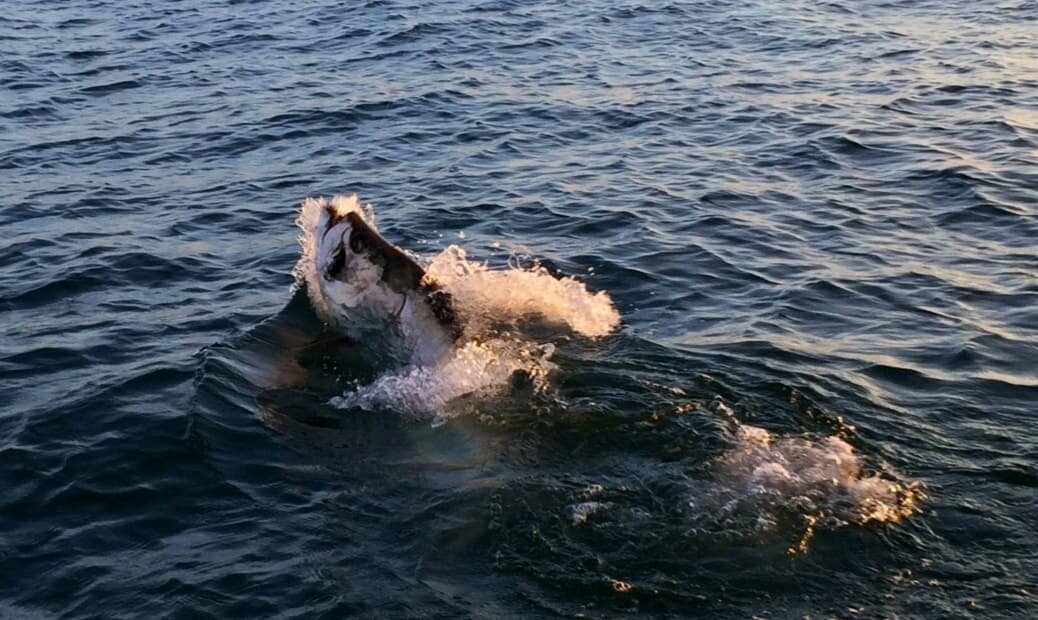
[296,195,461,366]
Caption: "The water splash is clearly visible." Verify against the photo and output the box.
[690,421,924,553]
[716,424,920,522]
[564,413,922,551]
[426,245,620,339]
[329,338,556,423]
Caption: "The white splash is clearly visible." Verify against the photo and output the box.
[426,245,620,339]
[700,423,921,534]
[559,420,919,550]
[570,501,608,526]
[329,338,556,420]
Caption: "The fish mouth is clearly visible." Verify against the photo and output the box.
[322,205,352,281]
[311,198,464,343]
[325,241,347,281]
[321,205,347,244]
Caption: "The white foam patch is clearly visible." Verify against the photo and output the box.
[565,418,921,547]
[570,501,608,526]
[700,423,920,529]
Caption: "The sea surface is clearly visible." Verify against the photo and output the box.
[1,1,1036,618]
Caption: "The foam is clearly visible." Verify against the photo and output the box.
[693,422,922,548]
[561,416,921,546]
[570,501,608,526]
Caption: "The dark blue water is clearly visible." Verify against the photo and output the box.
[2,1,1036,617]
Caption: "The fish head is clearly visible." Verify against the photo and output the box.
[313,203,460,356]
[297,195,463,366]
[316,204,421,314]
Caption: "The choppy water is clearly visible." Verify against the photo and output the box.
[2,1,1036,617]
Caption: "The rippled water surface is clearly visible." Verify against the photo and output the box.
[2,1,1036,617]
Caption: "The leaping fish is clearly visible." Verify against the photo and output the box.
[296,195,461,366]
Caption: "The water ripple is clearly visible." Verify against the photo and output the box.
[1,0,1036,617]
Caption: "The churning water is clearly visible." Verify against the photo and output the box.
[1,1,1035,618]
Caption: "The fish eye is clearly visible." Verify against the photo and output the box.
[349,230,367,253]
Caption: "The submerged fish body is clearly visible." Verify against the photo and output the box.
[295,195,460,366]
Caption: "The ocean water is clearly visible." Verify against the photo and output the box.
[1,0,1036,618]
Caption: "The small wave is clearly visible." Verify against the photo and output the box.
[378,22,448,47]
[80,79,143,96]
